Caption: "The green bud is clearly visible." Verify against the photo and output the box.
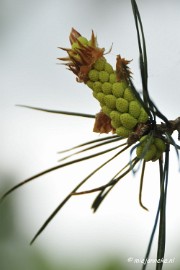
[104,63,114,74]
[116,126,131,137]
[104,94,116,109]
[93,81,102,93]
[138,108,149,123]
[102,82,112,94]
[93,57,106,71]
[129,100,141,119]
[109,73,117,84]
[139,135,154,149]
[88,69,99,82]
[111,120,119,129]
[120,80,128,90]
[144,144,157,162]
[116,98,129,113]
[123,87,135,102]
[139,135,153,144]
[77,36,88,45]
[112,82,125,98]
[86,80,94,89]
[136,135,160,162]
[154,138,166,152]
[99,71,109,82]
[152,150,163,161]
[110,110,121,121]
[93,91,98,99]
[120,113,137,129]
[110,111,122,127]
[136,143,157,161]
[102,105,112,116]
[71,42,80,50]
[96,92,105,104]
[136,145,143,159]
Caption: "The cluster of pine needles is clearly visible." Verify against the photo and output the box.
[1,1,180,270]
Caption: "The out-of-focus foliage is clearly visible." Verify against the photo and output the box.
[1,176,180,270]
[0,177,128,270]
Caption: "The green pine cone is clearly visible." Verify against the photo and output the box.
[136,135,166,162]
[87,58,149,138]
[78,51,149,138]
[62,30,151,140]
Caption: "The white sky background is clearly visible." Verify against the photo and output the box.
[1,0,180,268]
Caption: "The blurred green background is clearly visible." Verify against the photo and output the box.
[0,177,179,270]
[0,178,128,270]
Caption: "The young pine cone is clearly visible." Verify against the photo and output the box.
[59,28,166,161]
